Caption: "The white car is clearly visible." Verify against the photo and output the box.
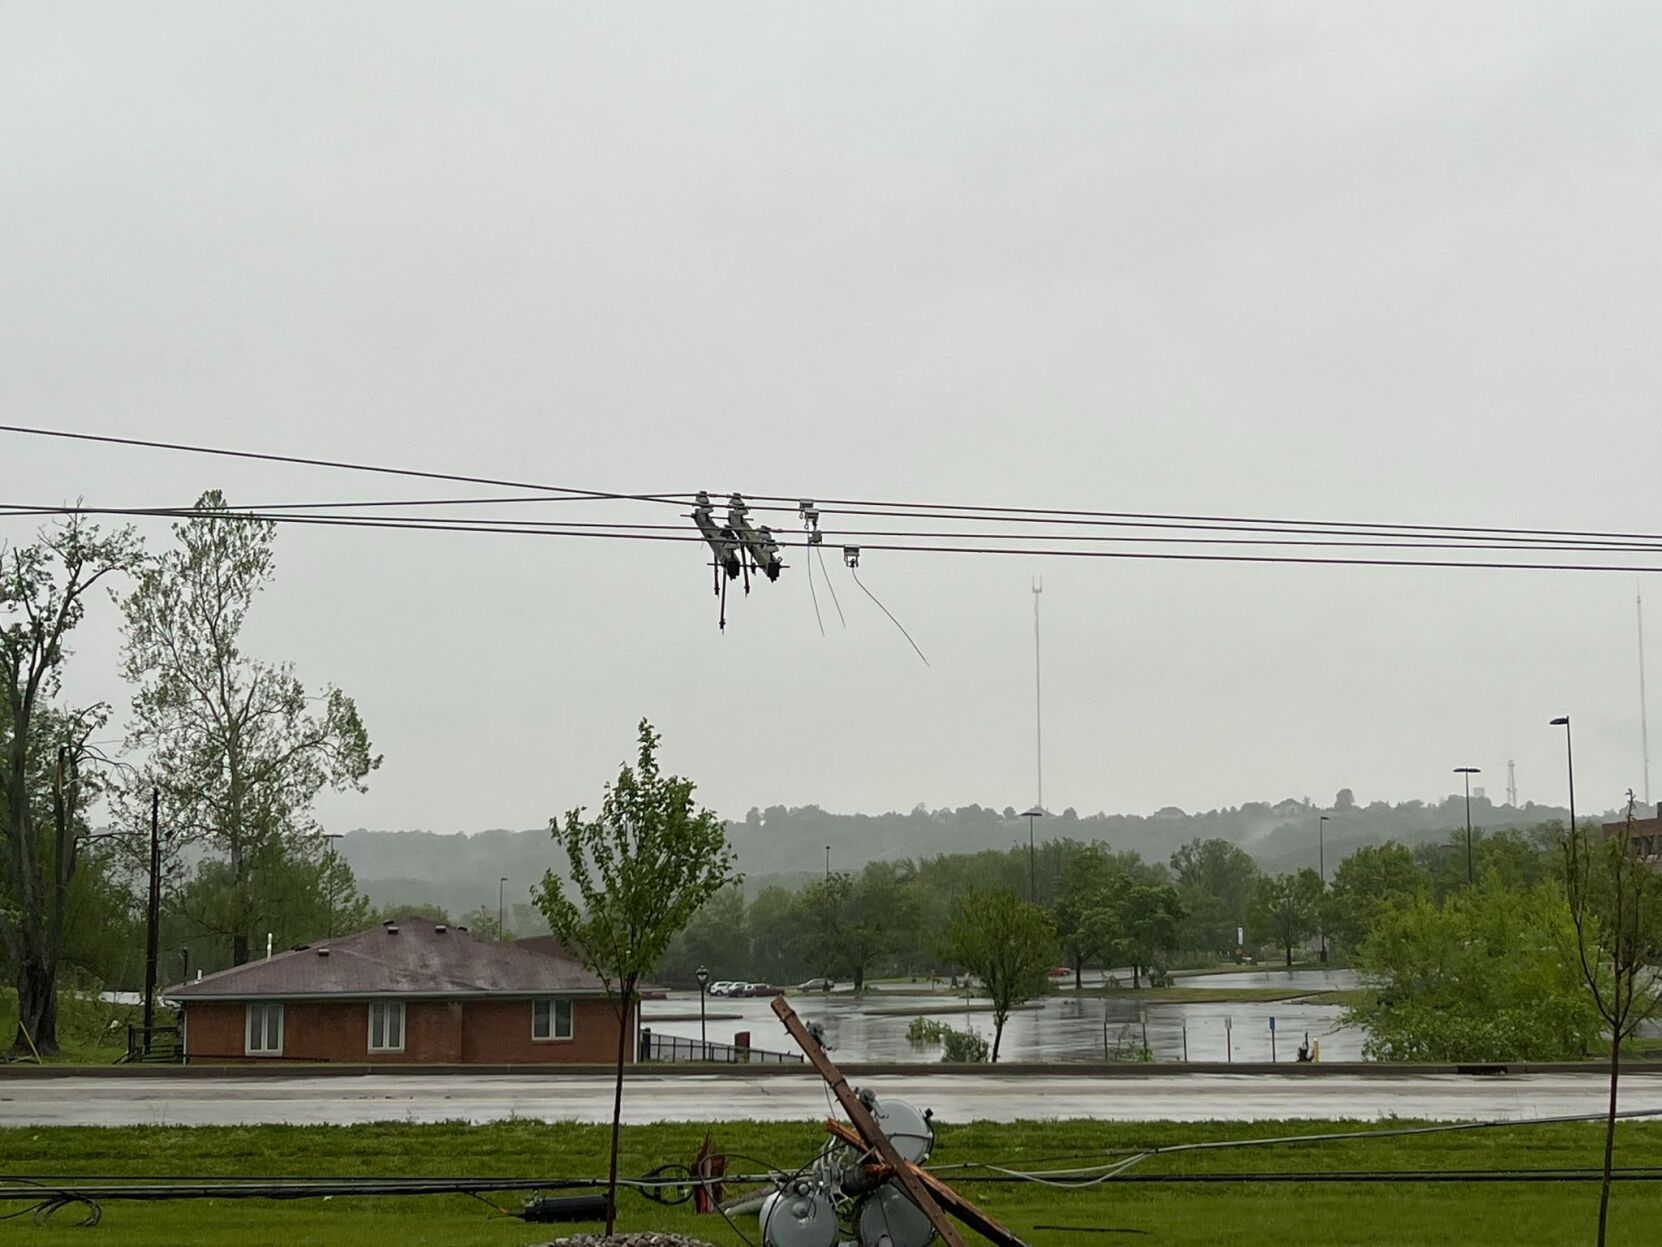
[707,980,739,997]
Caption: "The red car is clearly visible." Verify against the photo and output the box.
[743,983,784,997]
[1047,966,1073,979]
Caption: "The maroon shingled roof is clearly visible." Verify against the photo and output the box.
[166,920,610,1000]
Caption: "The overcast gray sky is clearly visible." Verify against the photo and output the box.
[5,3,1661,836]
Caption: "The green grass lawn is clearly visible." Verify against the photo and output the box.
[4,1117,1661,1244]
[0,989,140,1064]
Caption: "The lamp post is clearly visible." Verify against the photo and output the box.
[1454,767,1481,886]
[695,965,710,1061]
[1550,716,1576,837]
[824,845,831,880]
[498,876,508,941]
[1022,806,1045,902]
[1317,815,1330,964]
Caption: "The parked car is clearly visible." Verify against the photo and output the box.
[796,977,836,992]
[707,980,739,997]
[743,983,784,997]
[1047,966,1073,979]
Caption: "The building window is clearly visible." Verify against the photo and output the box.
[368,1001,405,1053]
[245,1002,283,1056]
[532,998,574,1041]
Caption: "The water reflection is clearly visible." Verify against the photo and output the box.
[642,970,1365,1064]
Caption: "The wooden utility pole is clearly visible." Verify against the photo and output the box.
[770,996,1027,1247]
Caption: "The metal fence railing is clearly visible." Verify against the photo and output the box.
[638,1029,803,1065]
[121,1024,184,1064]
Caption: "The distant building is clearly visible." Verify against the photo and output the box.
[166,919,630,1064]
[1601,814,1662,872]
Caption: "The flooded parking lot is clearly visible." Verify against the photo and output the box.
[641,968,1365,1064]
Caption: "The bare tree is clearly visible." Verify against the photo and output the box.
[1562,792,1662,1247]
[1,517,140,1053]
[534,720,736,1234]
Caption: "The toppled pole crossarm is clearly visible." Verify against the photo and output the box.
[771,996,981,1247]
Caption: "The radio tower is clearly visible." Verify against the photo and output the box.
[1506,760,1518,809]
[1032,575,1044,813]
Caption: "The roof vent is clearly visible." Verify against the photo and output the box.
[434,924,448,934]
[382,919,396,927]
[456,925,468,933]
[316,947,331,957]
[385,924,399,935]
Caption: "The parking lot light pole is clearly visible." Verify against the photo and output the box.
[1550,716,1576,838]
[1022,806,1045,902]
[696,965,710,1061]
[1317,815,1330,964]
[1454,767,1481,886]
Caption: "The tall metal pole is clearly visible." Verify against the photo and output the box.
[825,845,831,880]
[1455,767,1480,886]
[1028,812,1036,902]
[1317,815,1328,964]
[1032,576,1044,814]
[498,876,508,941]
[1641,588,1652,808]
[143,787,160,1046]
[1552,716,1576,837]
[1464,771,1474,886]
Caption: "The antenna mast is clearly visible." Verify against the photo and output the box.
[1641,586,1652,807]
[1032,575,1044,813]
[1506,759,1518,809]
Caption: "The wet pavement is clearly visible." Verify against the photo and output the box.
[3,1071,1658,1127]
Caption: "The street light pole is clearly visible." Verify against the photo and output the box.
[1317,814,1330,964]
[1022,806,1045,902]
[824,845,831,881]
[498,876,508,941]
[695,965,710,1061]
[1551,716,1576,837]
[1454,767,1481,886]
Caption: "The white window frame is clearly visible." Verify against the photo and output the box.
[368,1000,406,1053]
[531,997,574,1042]
[245,1001,284,1056]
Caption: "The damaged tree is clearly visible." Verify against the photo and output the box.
[1,517,140,1054]
[535,720,737,1235]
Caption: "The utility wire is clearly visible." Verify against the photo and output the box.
[10,504,1662,573]
[850,565,930,666]
[0,423,696,509]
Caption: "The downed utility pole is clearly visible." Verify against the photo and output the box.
[769,996,1027,1247]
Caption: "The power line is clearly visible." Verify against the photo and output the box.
[0,423,696,508]
[9,503,1662,573]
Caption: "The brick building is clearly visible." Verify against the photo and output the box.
[1603,813,1662,871]
[166,919,631,1064]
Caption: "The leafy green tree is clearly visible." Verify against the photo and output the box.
[534,720,737,1235]
[1248,869,1322,965]
[746,884,812,984]
[1325,841,1425,952]
[943,886,1056,1061]
[800,861,917,989]
[2,517,140,1052]
[121,492,379,965]
[1562,796,1662,1247]
[1346,882,1599,1062]
[168,835,373,972]
[1053,844,1121,987]
[1120,881,1183,987]
[657,884,747,984]
[1170,838,1259,957]
[460,906,504,941]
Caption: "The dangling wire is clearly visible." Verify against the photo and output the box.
[816,545,846,627]
[806,543,825,636]
[849,565,930,667]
